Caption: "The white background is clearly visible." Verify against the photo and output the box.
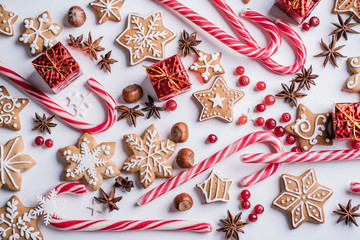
[1,0,360,239]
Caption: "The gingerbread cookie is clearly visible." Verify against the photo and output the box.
[285,104,333,152]
[0,195,43,240]
[193,75,244,123]
[59,132,120,191]
[333,0,360,21]
[89,0,125,24]
[19,11,62,55]
[273,169,333,229]
[0,4,18,36]
[343,56,360,92]
[197,170,232,204]
[189,50,225,83]
[116,11,176,65]
[122,124,176,189]
[0,86,29,131]
[0,136,36,192]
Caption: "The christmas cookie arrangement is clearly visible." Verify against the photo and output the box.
[3,0,360,239]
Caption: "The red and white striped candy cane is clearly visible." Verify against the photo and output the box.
[44,183,212,233]
[350,182,360,194]
[137,131,284,206]
[0,63,116,133]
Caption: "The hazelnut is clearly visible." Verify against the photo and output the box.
[176,148,194,168]
[171,122,188,143]
[173,193,193,211]
[122,84,143,103]
[68,6,87,27]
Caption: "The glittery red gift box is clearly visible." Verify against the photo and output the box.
[146,54,191,101]
[333,103,360,140]
[32,42,81,93]
[274,0,321,24]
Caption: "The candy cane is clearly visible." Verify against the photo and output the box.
[0,62,116,133]
[42,183,212,233]
[350,182,360,194]
[137,131,284,206]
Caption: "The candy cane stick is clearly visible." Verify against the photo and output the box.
[43,183,212,233]
[350,182,360,194]
[137,131,284,206]
[0,63,116,133]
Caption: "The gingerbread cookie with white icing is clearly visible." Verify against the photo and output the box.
[189,50,225,83]
[89,0,125,24]
[333,0,360,21]
[0,4,18,36]
[343,56,360,92]
[285,104,333,152]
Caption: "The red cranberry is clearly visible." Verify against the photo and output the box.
[286,135,296,145]
[291,146,301,152]
[255,104,266,112]
[248,213,258,222]
[35,136,44,146]
[265,118,277,130]
[241,200,251,209]
[281,112,291,122]
[236,66,245,75]
[255,117,264,126]
[240,189,251,200]
[274,126,285,137]
[255,81,266,91]
[165,99,177,111]
[207,134,218,143]
[45,139,54,148]
[238,115,248,125]
[302,22,310,31]
[351,140,360,149]
[238,75,250,86]
[264,95,275,106]
[254,204,264,214]
[309,16,320,27]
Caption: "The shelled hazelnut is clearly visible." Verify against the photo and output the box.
[176,148,194,168]
[171,122,188,143]
[67,6,86,27]
[173,193,193,211]
[122,84,143,103]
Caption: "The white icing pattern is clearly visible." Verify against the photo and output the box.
[291,113,328,145]
[90,0,123,24]
[0,88,26,129]
[190,52,224,81]
[335,0,360,19]
[0,4,18,36]
[67,92,94,118]
[34,188,62,226]
[347,73,360,89]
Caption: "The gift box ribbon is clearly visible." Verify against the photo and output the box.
[335,103,360,140]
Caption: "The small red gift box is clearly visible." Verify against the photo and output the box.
[333,103,360,140]
[274,0,321,25]
[146,54,191,101]
[32,42,81,93]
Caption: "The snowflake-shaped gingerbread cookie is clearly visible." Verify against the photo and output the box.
[0,4,18,36]
[116,11,176,65]
[189,50,225,83]
[59,133,120,191]
[89,0,125,24]
[19,11,62,55]
[122,124,176,188]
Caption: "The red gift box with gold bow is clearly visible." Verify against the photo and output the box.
[274,0,321,24]
[333,103,360,140]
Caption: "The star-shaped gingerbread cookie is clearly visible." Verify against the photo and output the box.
[0,86,29,131]
[0,195,43,240]
[285,104,333,152]
[189,50,225,83]
[333,0,360,21]
[89,0,125,24]
[193,76,244,123]
[273,169,333,229]
[122,124,176,189]
[116,11,176,65]
[0,4,18,36]
[59,133,120,191]
[197,170,232,204]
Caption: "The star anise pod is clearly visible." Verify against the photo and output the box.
[178,30,202,57]
[142,95,166,119]
[82,32,105,60]
[314,36,346,68]
[217,210,248,240]
[293,65,318,91]
[68,34,83,49]
[94,187,122,213]
[333,199,360,226]
[276,81,307,107]
[330,13,360,41]
[114,176,134,192]
[115,105,144,127]
[98,51,118,73]
[32,113,57,134]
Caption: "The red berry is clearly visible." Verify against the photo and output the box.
[254,204,264,214]
[207,134,218,143]
[281,112,291,122]
[241,200,251,209]
[264,94,275,106]
[35,136,44,146]
[238,115,248,125]
[255,117,264,126]
[302,22,310,31]
[165,99,177,111]
[309,16,320,27]
[248,213,258,222]
[235,66,245,75]
[351,140,360,149]
[240,189,251,200]
[238,75,250,86]
[286,134,296,145]
[265,118,277,130]
[291,146,301,152]
[255,104,266,112]
[274,126,285,137]
[255,81,266,91]
[45,139,54,148]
